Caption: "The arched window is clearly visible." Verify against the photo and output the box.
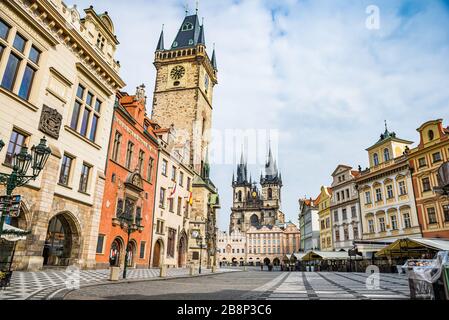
[268,188,273,200]
[373,153,379,166]
[384,148,390,162]
[237,191,242,202]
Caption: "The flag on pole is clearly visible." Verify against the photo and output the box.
[169,182,177,199]
[188,190,193,206]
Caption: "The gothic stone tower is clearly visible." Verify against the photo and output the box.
[151,12,220,269]
[152,13,218,174]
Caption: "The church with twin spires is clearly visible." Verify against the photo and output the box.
[230,146,285,234]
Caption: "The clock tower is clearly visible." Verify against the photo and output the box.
[151,13,218,174]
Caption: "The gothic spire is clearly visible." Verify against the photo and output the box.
[156,25,165,51]
[211,45,217,70]
[171,12,202,49]
[198,21,205,45]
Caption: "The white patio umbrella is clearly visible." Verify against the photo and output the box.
[1,223,28,242]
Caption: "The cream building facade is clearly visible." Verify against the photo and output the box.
[151,127,194,269]
[330,165,362,251]
[356,125,422,246]
[0,0,124,270]
[217,229,246,266]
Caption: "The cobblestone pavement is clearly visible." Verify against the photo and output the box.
[0,268,237,300]
[65,271,411,300]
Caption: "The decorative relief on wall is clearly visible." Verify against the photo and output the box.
[38,105,63,139]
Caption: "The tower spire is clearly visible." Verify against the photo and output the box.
[211,43,217,70]
[156,25,165,51]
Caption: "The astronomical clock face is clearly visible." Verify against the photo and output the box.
[170,65,185,80]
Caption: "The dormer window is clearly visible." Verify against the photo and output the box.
[172,41,178,48]
[428,130,435,141]
[182,23,194,31]
[188,39,194,45]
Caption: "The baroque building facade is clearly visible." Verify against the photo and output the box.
[150,12,220,269]
[317,186,333,251]
[330,165,362,251]
[298,197,320,252]
[151,125,195,269]
[408,119,449,238]
[0,0,125,270]
[95,88,158,269]
[355,124,422,251]
[230,148,285,233]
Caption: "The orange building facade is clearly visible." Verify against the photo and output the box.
[409,119,449,239]
[95,86,159,269]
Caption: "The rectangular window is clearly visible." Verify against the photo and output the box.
[187,177,191,191]
[29,46,40,64]
[375,188,382,202]
[177,197,182,215]
[79,163,91,193]
[427,207,437,224]
[443,205,449,222]
[365,191,371,204]
[386,185,394,199]
[432,152,442,163]
[0,19,10,40]
[167,228,176,258]
[344,227,349,240]
[59,154,73,186]
[342,209,347,220]
[351,206,357,218]
[1,53,20,91]
[116,199,124,217]
[12,33,26,52]
[171,165,177,181]
[159,188,166,208]
[391,215,398,230]
[112,131,122,162]
[403,213,411,229]
[18,64,35,100]
[399,181,407,196]
[161,159,168,176]
[138,150,145,174]
[125,142,134,169]
[346,189,350,198]
[335,230,340,242]
[368,220,374,233]
[79,108,91,137]
[147,157,154,182]
[139,242,146,259]
[337,193,340,201]
[96,235,105,254]
[168,197,174,212]
[70,101,82,130]
[418,157,427,168]
[379,217,386,232]
[179,171,184,186]
[5,129,27,165]
[89,115,99,142]
[334,211,338,222]
[86,92,94,106]
[94,99,102,112]
[422,178,431,192]
[76,84,85,99]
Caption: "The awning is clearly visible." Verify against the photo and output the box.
[301,250,351,261]
[292,253,306,260]
[1,224,28,242]
[375,238,449,258]
[354,239,396,254]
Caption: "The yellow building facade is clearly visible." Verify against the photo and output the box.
[356,124,421,244]
[317,186,333,251]
[408,119,449,239]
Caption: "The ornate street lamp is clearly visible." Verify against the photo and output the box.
[117,209,143,279]
[0,137,51,236]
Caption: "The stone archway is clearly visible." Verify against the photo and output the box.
[250,214,259,227]
[152,239,164,268]
[264,258,271,266]
[109,237,124,267]
[273,258,280,266]
[42,212,81,267]
[177,232,187,268]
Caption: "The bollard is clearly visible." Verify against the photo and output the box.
[189,264,196,276]
[212,266,217,273]
[109,266,120,281]
[160,265,167,277]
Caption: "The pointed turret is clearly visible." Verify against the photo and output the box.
[171,13,202,49]
[211,47,217,70]
[261,142,282,186]
[156,26,165,51]
[234,148,249,186]
[198,24,205,45]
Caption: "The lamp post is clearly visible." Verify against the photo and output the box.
[0,137,51,236]
[196,234,204,274]
[117,209,143,279]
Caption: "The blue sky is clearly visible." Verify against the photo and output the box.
[68,0,449,231]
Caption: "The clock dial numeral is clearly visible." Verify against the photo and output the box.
[170,66,185,80]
